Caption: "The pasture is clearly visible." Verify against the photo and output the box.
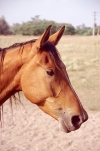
[0,35,100,110]
[0,35,100,151]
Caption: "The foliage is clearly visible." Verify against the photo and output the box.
[11,16,76,36]
[75,24,92,36]
[0,16,93,36]
[65,24,76,35]
[0,16,12,35]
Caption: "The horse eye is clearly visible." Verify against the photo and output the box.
[46,69,54,76]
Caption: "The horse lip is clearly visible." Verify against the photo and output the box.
[57,109,87,133]
[58,117,81,133]
[58,118,70,133]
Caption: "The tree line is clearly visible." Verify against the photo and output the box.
[0,15,94,36]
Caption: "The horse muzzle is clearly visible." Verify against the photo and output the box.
[58,110,88,133]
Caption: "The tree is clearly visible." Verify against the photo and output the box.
[65,24,76,35]
[75,24,92,36]
[0,16,12,35]
[10,15,77,36]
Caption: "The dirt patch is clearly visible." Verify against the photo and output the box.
[0,99,100,151]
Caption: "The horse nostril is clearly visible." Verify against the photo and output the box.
[71,115,81,127]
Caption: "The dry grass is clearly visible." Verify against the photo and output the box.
[0,35,100,110]
[58,36,100,110]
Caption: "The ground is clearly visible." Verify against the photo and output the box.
[0,98,100,151]
[0,35,100,151]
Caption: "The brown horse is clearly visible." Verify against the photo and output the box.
[0,25,88,133]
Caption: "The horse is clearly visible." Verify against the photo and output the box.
[0,25,88,133]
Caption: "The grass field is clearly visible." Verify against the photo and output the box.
[0,35,100,111]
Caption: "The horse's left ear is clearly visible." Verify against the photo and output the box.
[48,26,65,45]
[35,25,52,49]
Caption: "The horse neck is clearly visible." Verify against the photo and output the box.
[0,44,31,105]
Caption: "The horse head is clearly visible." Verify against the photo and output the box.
[20,25,88,133]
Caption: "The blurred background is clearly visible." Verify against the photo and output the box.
[0,1,100,151]
[0,0,100,36]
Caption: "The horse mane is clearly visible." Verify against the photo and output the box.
[0,39,37,125]
[0,39,62,69]
[0,39,37,70]
[0,39,37,51]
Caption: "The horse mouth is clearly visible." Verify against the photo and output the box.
[58,118,80,133]
[59,119,70,133]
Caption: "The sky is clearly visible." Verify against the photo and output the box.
[0,0,100,27]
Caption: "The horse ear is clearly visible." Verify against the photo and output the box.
[48,26,65,45]
[35,25,52,49]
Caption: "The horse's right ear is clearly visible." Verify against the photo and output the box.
[35,25,52,49]
[48,26,65,45]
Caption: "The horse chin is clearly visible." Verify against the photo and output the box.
[58,118,70,133]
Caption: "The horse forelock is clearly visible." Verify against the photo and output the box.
[41,42,61,67]
[42,42,67,79]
